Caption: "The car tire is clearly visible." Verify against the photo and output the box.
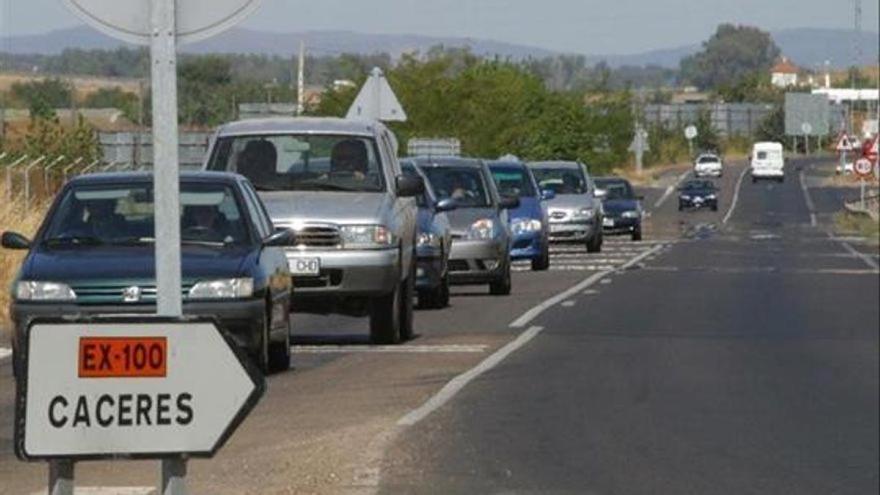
[489,260,512,296]
[399,261,415,341]
[531,244,550,271]
[370,280,402,345]
[419,272,450,309]
[752,177,758,184]
[711,203,718,211]
[587,231,602,253]
[267,312,291,374]
[631,227,643,241]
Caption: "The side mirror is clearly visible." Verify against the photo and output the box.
[540,189,556,201]
[594,188,607,199]
[396,174,425,198]
[2,231,31,250]
[499,196,520,210]
[435,198,458,213]
[263,228,295,247]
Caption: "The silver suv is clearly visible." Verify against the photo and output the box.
[528,161,605,253]
[204,118,421,344]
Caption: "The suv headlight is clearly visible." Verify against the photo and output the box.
[467,219,495,240]
[189,278,254,299]
[511,218,542,235]
[572,207,595,220]
[16,281,76,301]
[621,210,640,219]
[340,225,395,249]
[417,232,441,248]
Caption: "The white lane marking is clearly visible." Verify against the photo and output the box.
[561,300,576,307]
[653,169,692,209]
[799,169,817,227]
[838,239,880,271]
[29,488,155,495]
[292,344,487,354]
[643,266,878,275]
[397,326,544,427]
[600,278,612,284]
[509,244,664,328]
[0,347,11,361]
[582,289,600,295]
[722,166,750,225]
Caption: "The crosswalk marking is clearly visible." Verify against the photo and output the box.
[513,240,667,273]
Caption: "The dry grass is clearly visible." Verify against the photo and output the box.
[0,197,49,329]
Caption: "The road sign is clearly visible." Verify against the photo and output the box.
[801,122,813,135]
[864,134,878,163]
[346,67,407,122]
[835,133,854,152]
[16,318,264,460]
[62,0,262,45]
[684,125,698,140]
[854,158,873,178]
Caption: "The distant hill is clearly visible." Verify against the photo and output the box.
[1,26,877,70]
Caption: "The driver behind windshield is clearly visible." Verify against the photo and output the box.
[329,139,369,180]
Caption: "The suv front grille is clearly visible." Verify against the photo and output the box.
[276,223,341,248]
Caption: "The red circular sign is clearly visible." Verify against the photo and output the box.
[854,158,873,178]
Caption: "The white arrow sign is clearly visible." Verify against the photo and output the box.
[18,320,263,459]
[62,0,262,45]
[346,67,407,122]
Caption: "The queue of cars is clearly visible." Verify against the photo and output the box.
[2,116,646,376]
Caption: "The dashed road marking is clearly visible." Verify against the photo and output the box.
[398,326,544,427]
[600,278,612,284]
[292,344,488,354]
[561,300,576,307]
[722,166,750,225]
[582,289,600,295]
[799,169,818,227]
[836,237,880,271]
[509,244,665,328]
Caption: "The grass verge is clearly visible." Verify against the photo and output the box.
[1,198,49,334]
[834,210,880,248]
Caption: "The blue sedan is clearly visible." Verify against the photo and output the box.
[488,160,552,271]
[401,160,456,308]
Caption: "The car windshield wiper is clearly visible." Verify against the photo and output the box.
[43,235,104,247]
[110,237,155,246]
[181,239,230,248]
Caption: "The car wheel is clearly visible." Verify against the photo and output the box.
[370,279,402,345]
[631,226,643,241]
[489,260,512,296]
[752,177,757,184]
[711,203,718,211]
[587,231,602,253]
[267,308,291,373]
[254,309,271,375]
[531,244,550,271]
[399,261,415,341]
[438,272,451,308]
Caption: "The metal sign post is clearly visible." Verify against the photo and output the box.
[628,125,649,174]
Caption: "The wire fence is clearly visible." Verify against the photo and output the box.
[0,153,145,211]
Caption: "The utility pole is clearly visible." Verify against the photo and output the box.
[851,0,862,134]
[297,40,306,116]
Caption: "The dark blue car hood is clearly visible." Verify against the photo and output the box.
[21,245,255,282]
[508,196,543,222]
[603,198,640,214]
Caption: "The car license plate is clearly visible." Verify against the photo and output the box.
[289,257,321,276]
[79,337,167,378]
[603,218,615,227]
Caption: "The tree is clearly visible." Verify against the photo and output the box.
[84,88,141,123]
[756,104,785,143]
[680,24,780,91]
[10,78,73,118]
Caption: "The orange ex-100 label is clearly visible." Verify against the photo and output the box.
[78,337,167,378]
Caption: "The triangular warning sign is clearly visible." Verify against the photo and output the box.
[345,67,407,122]
[835,133,853,152]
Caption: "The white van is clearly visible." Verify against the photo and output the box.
[751,142,785,183]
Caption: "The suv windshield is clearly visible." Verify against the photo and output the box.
[532,167,587,195]
[422,166,491,208]
[594,179,634,200]
[207,134,386,193]
[490,166,536,198]
[43,183,251,247]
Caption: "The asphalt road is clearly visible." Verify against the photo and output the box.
[0,157,876,494]
[378,158,879,494]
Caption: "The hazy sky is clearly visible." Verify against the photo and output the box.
[1,0,878,55]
